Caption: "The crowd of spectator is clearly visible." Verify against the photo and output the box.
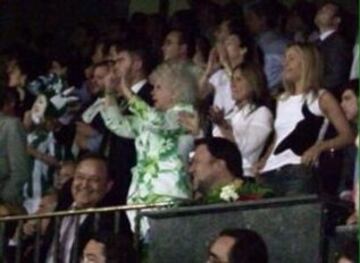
[0,0,358,262]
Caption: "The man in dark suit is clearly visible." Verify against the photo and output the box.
[39,154,131,263]
[0,87,30,215]
[314,1,352,99]
[313,2,353,196]
[105,41,154,204]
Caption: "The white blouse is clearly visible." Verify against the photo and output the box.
[213,104,273,177]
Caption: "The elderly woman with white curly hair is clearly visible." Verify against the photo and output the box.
[101,61,197,212]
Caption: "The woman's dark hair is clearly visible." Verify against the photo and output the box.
[219,228,268,263]
[233,62,269,109]
[195,137,243,179]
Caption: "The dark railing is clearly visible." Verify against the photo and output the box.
[0,202,173,263]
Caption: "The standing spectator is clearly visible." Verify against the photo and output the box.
[244,0,289,92]
[255,43,354,197]
[313,1,352,99]
[101,61,196,234]
[0,86,30,215]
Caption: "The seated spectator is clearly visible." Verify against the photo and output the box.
[189,138,271,203]
[38,154,131,263]
[207,228,268,263]
[101,61,196,233]
[81,231,137,263]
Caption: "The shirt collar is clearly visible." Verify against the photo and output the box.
[319,29,336,41]
[131,79,147,94]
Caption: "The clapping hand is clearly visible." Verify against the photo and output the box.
[178,111,200,135]
[209,106,227,127]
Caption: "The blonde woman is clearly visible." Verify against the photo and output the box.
[254,43,354,196]
[101,61,196,207]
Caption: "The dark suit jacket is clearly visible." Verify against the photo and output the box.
[37,195,132,263]
[317,32,352,99]
[107,82,154,204]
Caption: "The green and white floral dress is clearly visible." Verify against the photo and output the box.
[101,96,194,206]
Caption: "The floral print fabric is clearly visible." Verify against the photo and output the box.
[102,96,194,205]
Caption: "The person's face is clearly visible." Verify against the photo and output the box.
[315,3,338,29]
[31,95,48,124]
[231,68,252,103]
[92,66,108,93]
[224,34,247,61]
[207,235,236,263]
[82,239,106,263]
[341,89,358,122]
[8,65,26,88]
[283,47,303,83]
[150,77,176,111]
[162,31,183,61]
[189,144,217,193]
[71,159,112,209]
[113,51,132,78]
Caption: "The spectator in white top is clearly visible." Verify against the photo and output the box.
[254,43,354,197]
[199,27,260,115]
[210,63,273,178]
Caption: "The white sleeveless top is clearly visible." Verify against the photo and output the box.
[262,91,325,172]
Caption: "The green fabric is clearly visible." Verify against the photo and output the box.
[102,96,194,205]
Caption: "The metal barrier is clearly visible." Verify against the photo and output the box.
[0,202,173,263]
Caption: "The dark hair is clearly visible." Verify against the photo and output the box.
[245,0,281,29]
[228,26,260,65]
[167,28,196,59]
[218,229,268,263]
[89,231,137,263]
[195,137,243,179]
[0,86,20,110]
[233,62,269,108]
[15,50,48,82]
[113,39,154,75]
[76,153,111,179]
[195,35,211,63]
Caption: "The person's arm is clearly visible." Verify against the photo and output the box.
[301,91,355,165]
[198,48,220,99]
[2,118,30,205]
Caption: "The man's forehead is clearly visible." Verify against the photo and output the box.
[75,160,107,177]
